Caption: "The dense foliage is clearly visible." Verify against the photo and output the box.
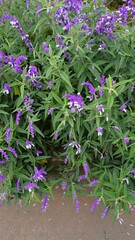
[0,0,135,221]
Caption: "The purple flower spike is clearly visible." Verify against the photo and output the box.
[90,198,101,212]
[25,140,34,149]
[82,81,95,95]
[0,149,9,160]
[61,182,67,190]
[24,183,39,192]
[8,146,18,158]
[42,42,49,53]
[3,83,12,94]
[48,80,53,89]
[89,179,99,187]
[5,128,11,144]
[124,136,129,144]
[48,107,55,115]
[37,5,42,17]
[29,122,34,138]
[75,199,79,213]
[31,167,47,182]
[102,206,109,219]
[42,194,49,213]
[0,174,5,181]
[0,160,6,165]
[83,162,89,178]
[26,0,30,8]
[64,156,69,164]
[96,127,103,136]
[16,179,20,192]
[78,175,85,182]
[16,110,22,125]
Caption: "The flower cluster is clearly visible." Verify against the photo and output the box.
[31,167,47,182]
[64,93,85,113]
[25,66,44,89]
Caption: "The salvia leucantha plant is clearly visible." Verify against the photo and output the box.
[0,0,135,222]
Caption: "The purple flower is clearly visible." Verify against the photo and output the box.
[14,55,27,73]
[96,104,104,115]
[124,136,129,144]
[98,43,106,50]
[73,191,79,213]
[111,126,120,131]
[36,150,43,156]
[24,94,34,112]
[89,179,99,187]
[24,183,39,192]
[8,146,18,158]
[96,127,103,136]
[3,83,12,94]
[5,128,11,144]
[31,167,47,181]
[54,130,59,140]
[0,160,6,165]
[48,80,53,89]
[25,140,34,149]
[83,162,89,178]
[64,156,69,164]
[90,198,101,212]
[82,81,95,95]
[131,85,135,92]
[0,149,8,160]
[129,170,135,175]
[16,110,22,125]
[75,199,79,213]
[69,141,82,155]
[102,206,109,219]
[78,175,86,182]
[0,174,5,181]
[48,107,55,115]
[42,42,49,53]
[61,182,67,190]
[16,179,20,192]
[120,104,127,112]
[37,5,42,17]
[56,35,65,48]
[25,66,42,89]
[99,75,105,96]
[26,0,30,8]
[42,194,49,213]
[64,93,85,114]
[29,122,34,138]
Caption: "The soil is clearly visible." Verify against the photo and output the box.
[0,187,135,240]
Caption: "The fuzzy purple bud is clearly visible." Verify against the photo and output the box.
[96,127,103,136]
[83,162,89,178]
[8,146,18,158]
[42,194,49,213]
[0,149,9,160]
[29,122,34,138]
[24,183,39,191]
[16,179,20,191]
[124,136,129,144]
[5,128,11,144]
[89,179,99,187]
[42,42,49,53]
[102,206,109,219]
[90,198,101,212]
[16,110,22,125]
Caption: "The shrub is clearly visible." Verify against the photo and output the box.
[0,0,135,221]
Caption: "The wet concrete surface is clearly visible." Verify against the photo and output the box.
[0,188,135,240]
